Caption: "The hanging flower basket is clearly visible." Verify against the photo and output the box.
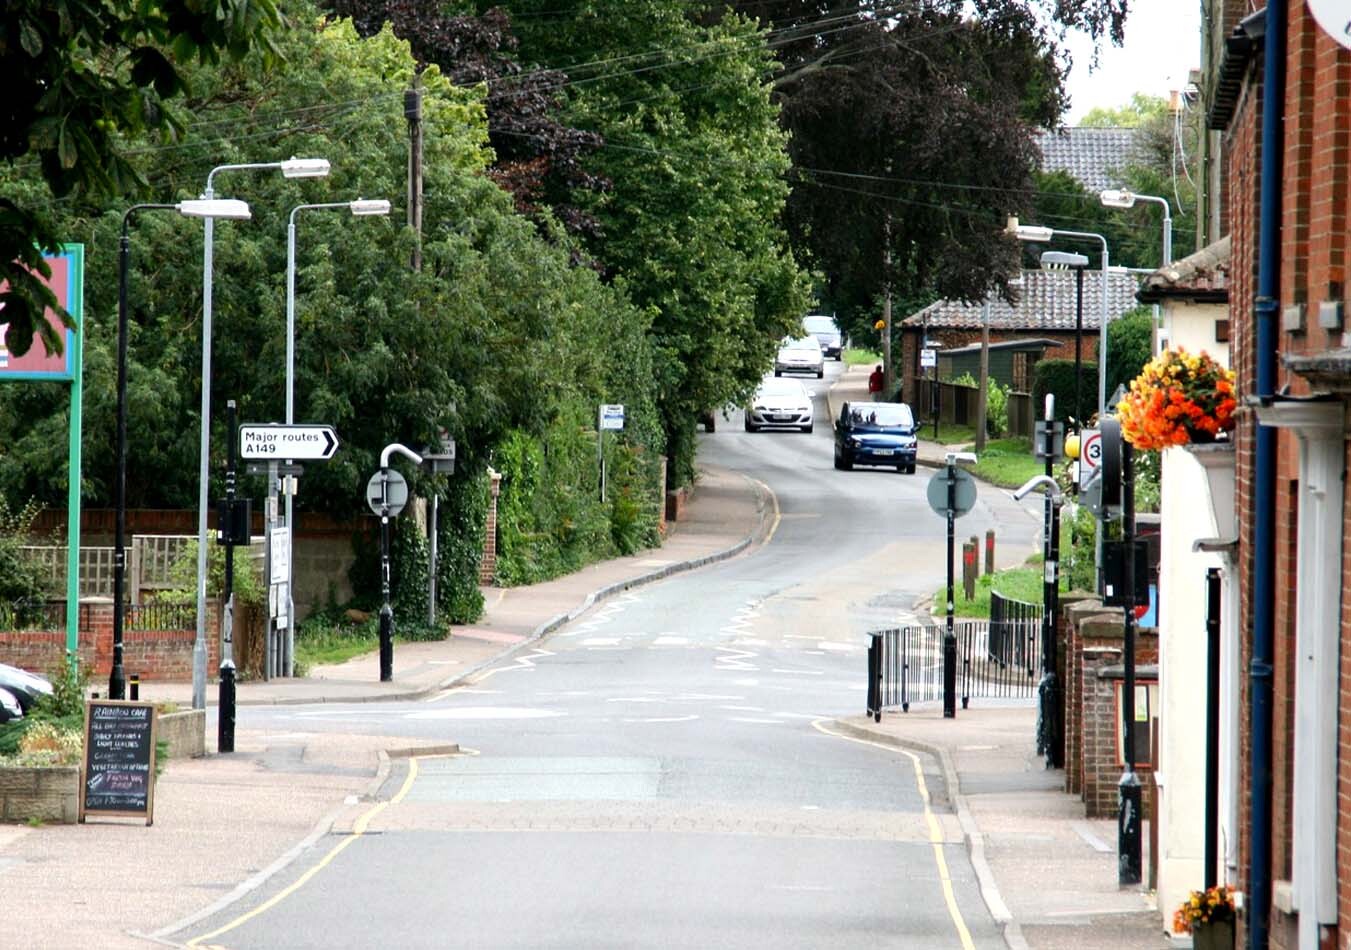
[1117,348,1237,450]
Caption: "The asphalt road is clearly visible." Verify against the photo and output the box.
[178,363,1043,949]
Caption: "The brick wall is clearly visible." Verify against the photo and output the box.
[0,599,220,682]
[1223,3,1351,945]
[1060,598,1158,818]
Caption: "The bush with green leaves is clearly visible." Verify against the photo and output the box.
[0,497,46,610]
[1033,359,1099,426]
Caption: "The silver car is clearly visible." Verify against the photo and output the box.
[802,315,842,360]
[745,378,815,432]
[774,336,825,378]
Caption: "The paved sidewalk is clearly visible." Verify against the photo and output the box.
[836,706,1171,949]
[2,454,1174,949]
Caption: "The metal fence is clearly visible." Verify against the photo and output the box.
[125,602,197,632]
[866,594,1044,718]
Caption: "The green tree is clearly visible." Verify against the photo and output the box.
[1080,93,1166,128]
[503,1,812,485]
[1105,306,1154,401]
[0,0,284,360]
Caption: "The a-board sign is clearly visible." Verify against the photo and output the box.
[79,700,157,825]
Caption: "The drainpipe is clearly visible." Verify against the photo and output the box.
[1249,0,1285,946]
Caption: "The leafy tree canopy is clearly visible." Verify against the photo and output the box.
[1079,93,1166,128]
[0,0,284,360]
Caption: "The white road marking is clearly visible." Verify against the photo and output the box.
[676,693,744,701]
[715,645,758,671]
[475,648,554,682]
[652,636,689,646]
[622,715,699,723]
[607,697,665,704]
[581,637,622,646]
[406,707,563,720]
[816,641,856,652]
[728,717,785,725]
[771,668,825,676]
[719,705,763,712]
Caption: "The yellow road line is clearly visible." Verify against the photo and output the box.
[811,719,977,950]
[187,755,430,947]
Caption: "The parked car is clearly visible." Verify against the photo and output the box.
[745,378,815,433]
[0,663,53,712]
[774,336,825,378]
[802,314,843,360]
[833,401,918,473]
[0,687,22,723]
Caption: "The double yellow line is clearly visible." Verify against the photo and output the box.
[811,719,977,950]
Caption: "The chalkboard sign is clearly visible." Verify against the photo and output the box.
[79,700,157,825]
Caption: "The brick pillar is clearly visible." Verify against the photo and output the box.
[479,468,502,585]
[82,597,114,676]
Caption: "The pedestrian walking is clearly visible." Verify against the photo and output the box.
[868,364,884,401]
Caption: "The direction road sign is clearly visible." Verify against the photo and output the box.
[366,470,409,518]
[240,424,339,461]
[926,467,977,517]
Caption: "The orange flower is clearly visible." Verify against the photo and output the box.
[1117,348,1236,450]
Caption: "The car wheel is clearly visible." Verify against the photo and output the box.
[816,369,824,378]
[840,452,854,471]
[906,463,917,474]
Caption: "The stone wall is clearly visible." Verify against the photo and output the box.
[0,766,79,824]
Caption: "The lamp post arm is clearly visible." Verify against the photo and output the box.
[206,161,283,196]
[381,443,425,469]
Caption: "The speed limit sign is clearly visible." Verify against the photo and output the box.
[1078,428,1102,488]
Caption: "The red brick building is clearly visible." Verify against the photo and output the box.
[1207,1,1351,947]
[897,268,1142,404]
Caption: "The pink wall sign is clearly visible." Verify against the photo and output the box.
[0,250,79,380]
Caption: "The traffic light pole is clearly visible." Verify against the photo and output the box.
[1040,397,1063,768]
[1118,439,1142,885]
[218,400,238,753]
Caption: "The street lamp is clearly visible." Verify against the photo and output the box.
[281,198,391,674]
[1099,189,1172,268]
[1009,221,1111,421]
[1100,189,1172,353]
[113,199,251,701]
[192,157,330,711]
[1040,250,1091,427]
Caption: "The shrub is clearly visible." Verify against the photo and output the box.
[1032,359,1098,426]
[0,497,46,609]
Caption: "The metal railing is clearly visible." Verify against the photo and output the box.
[867,600,1043,719]
[125,602,196,632]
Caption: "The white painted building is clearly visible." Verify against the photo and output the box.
[1135,237,1239,940]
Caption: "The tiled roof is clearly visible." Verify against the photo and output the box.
[1137,235,1230,301]
[1036,127,1144,193]
[900,269,1144,331]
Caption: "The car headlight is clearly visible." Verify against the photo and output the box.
[753,405,765,412]
[797,406,809,413]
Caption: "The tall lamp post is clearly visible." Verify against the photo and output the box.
[192,157,329,710]
[1009,223,1111,420]
[282,199,391,674]
[1040,251,1090,427]
[1100,189,1172,352]
[113,199,252,701]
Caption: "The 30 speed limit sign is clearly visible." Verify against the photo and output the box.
[1078,428,1102,488]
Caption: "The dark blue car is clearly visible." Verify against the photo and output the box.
[833,401,918,473]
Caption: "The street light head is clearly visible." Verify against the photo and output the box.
[349,198,392,216]
[1099,189,1136,209]
[1013,225,1054,243]
[176,198,251,220]
[1040,250,1090,271]
[281,157,332,179]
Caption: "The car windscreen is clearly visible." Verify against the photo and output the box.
[782,337,820,351]
[848,404,914,428]
[756,381,803,399]
[803,316,837,334]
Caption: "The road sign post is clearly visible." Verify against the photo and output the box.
[927,455,977,718]
[598,404,624,501]
[370,444,424,682]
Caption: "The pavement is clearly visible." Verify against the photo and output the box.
[2,369,1171,949]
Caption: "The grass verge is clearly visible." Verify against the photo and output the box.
[932,559,1048,619]
[966,438,1044,489]
[843,348,881,365]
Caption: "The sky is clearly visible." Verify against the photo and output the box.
[1061,0,1204,124]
